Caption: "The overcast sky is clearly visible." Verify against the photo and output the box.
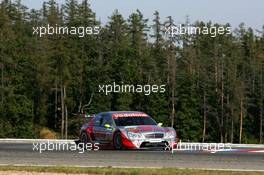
[21,0,264,30]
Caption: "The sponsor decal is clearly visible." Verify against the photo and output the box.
[112,113,148,118]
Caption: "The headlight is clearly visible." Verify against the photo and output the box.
[164,131,175,139]
[127,132,143,140]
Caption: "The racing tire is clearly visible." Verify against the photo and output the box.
[113,132,123,150]
[80,132,90,149]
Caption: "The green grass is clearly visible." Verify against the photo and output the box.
[0,165,263,175]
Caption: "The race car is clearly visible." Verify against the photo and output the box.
[79,111,178,150]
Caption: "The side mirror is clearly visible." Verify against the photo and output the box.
[104,124,111,128]
[158,123,163,127]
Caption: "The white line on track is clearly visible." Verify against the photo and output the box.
[0,164,263,172]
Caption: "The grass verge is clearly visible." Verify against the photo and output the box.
[0,165,263,175]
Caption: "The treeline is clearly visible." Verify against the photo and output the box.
[0,0,263,143]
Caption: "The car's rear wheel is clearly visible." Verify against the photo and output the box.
[113,132,123,150]
[81,132,90,145]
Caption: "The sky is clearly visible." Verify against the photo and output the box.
[20,0,264,30]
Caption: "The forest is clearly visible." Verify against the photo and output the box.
[0,0,263,144]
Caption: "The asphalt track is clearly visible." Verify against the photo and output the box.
[0,142,264,172]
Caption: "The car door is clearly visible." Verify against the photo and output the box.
[92,115,103,141]
[100,114,115,143]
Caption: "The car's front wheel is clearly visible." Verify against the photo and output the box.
[113,132,123,150]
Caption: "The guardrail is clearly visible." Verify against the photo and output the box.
[0,138,74,143]
[175,142,264,149]
[0,139,264,148]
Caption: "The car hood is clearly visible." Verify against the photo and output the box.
[118,125,171,133]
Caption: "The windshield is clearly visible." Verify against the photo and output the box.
[113,117,157,126]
